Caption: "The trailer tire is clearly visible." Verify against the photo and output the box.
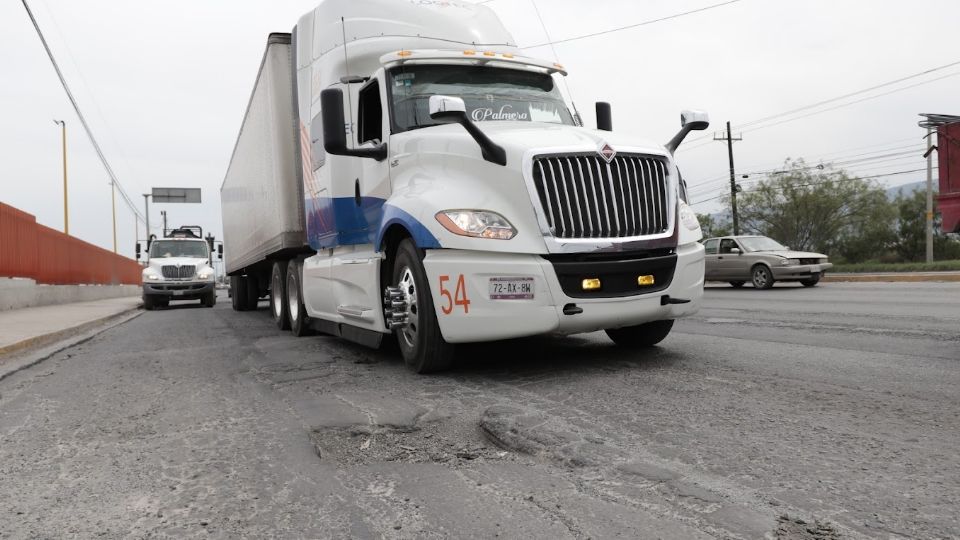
[231,275,248,311]
[392,240,454,374]
[286,261,313,337]
[270,261,290,330]
[605,319,674,347]
[245,274,260,309]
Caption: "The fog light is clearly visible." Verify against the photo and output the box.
[581,278,602,291]
[638,275,656,286]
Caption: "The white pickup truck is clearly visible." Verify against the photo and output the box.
[221,0,708,372]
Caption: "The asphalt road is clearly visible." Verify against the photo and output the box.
[1,282,958,539]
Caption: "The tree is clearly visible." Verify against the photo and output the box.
[696,213,732,238]
[893,189,960,262]
[734,159,896,261]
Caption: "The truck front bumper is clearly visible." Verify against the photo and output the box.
[142,281,215,300]
[422,242,705,344]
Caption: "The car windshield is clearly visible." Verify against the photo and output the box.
[738,236,788,252]
[149,240,208,258]
[388,65,575,133]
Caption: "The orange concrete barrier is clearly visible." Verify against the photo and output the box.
[0,202,141,285]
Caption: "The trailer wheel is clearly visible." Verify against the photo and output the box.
[270,261,290,330]
[231,275,248,311]
[286,261,313,337]
[391,240,454,374]
[605,319,674,347]
[245,274,261,309]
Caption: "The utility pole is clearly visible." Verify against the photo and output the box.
[143,193,151,246]
[53,120,68,234]
[925,127,934,263]
[714,121,743,235]
[111,181,117,253]
[161,210,168,235]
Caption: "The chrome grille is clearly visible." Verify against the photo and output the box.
[161,265,196,279]
[532,154,670,239]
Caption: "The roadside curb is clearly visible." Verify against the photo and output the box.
[0,305,143,382]
[822,273,960,283]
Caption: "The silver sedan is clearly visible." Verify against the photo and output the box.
[702,235,833,289]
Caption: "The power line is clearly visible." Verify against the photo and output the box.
[521,0,743,49]
[21,0,145,226]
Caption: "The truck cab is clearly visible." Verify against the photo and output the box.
[221,0,708,373]
[138,227,219,310]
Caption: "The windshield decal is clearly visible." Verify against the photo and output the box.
[471,105,529,122]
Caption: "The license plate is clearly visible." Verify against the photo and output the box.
[173,290,184,296]
[489,277,534,300]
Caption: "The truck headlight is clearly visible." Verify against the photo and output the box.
[198,269,214,280]
[781,258,800,266]
[679,202,700,231]
[144,272,161,281]
[435,210,517,240]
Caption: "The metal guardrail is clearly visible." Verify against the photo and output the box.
[0,202,141,285]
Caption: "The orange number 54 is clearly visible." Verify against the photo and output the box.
[439,274,470,315]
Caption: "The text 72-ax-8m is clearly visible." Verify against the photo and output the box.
[221,0,708,373]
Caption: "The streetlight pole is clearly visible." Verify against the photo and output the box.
[111,180,117,253]
[142,193,151,248]
[53,119,68,234]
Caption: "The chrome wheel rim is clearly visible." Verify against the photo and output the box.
[397,267,419,348]
[272,269,283,319]
[287,272,299,323]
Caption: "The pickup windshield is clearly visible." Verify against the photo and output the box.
[739,236,788,252]
[149,240,208,259]
[388,65,574,132]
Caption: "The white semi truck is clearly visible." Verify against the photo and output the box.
[221,0,708,373]
[138,227,220,310]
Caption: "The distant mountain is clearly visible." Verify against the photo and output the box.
[886,181,926,200]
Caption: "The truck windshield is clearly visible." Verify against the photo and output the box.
[149,240,208,259]
[388,65,574,132]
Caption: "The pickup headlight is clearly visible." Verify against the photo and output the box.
[435,210,517,240]
[781,258,801,266]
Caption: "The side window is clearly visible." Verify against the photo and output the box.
[357,79,382,145]
[704,239,719,255]
[719,239,738,254]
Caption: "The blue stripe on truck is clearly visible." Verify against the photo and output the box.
[306,196,440,250]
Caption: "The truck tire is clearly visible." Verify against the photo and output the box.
[391,239,454,374]
[202,290,216,308]
[751,264,775,290]
[245,274,260,309]
[231,275,248,311]
[605,319,674,347]
[286,261,313,337]
[270,261,291,330]
[143,295,155,311]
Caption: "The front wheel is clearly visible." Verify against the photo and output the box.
[606,320,674,347]
[800,275,821,287]
[391,240,454,374]
[751,265,775,290]
[202,290,216,308]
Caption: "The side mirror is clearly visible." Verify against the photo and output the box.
[595,102,612,131]
[665,109,710,155]
[428,95,507,166]
[320,88,387,161]
[218,245,223,260]
[135,242,141,260]
[731,248,742,255]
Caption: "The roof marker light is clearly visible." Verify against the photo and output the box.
[397,50,413,57]
[502,53,515,58]
[483,51,496,57]
[463,50,476,56]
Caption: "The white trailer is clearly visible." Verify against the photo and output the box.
[221,0,708,373]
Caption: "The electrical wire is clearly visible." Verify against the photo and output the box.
[521,0,743,49]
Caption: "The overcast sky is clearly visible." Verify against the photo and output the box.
[2,0,958,257]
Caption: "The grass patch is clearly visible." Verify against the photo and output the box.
[831,260,960,273]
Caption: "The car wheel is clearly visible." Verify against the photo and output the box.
[391,239,454,374]
[286,260,313,337]
[729,281,745,288]
[751,265,775,289]
[270,261,290,330]
[605,320,675,347]
[800,276,821,287]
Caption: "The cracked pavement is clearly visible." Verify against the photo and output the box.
[1,281,958,538]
